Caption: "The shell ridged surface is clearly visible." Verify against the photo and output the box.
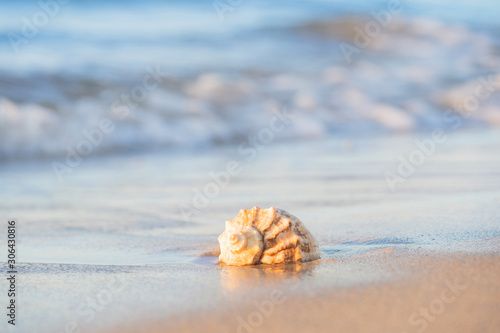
[218,207,320,266]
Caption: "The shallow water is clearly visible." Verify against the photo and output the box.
[1,129,500,332]
[1,0,499,160]
[2,1,500,332]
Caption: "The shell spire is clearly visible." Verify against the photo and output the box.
[218,206,320,266]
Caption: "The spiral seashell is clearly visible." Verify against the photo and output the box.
[218,207,320,266]
[218,223,263,265]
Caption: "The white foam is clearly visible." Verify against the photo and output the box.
[0,17,499,161]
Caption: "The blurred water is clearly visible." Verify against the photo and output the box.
[2,4,499,332]
[2,129,500,333]
[0,0,499,160]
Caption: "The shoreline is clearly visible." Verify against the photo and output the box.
[104,250,500,333]
[3,129,500,333]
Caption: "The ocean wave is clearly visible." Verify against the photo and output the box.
[1,16,499,161]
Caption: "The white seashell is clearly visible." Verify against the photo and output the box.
[218,224,263,266]
[218,207,320,266]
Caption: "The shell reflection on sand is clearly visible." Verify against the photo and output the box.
[220,261,319,293]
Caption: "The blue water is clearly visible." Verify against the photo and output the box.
[0,0,498,72]
[0,0,499,161]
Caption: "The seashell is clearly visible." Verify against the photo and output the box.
[218,207,320,266]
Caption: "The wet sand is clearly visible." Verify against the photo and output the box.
[1,130,500,333]
[106,252,500,333]
[2,2,500,332]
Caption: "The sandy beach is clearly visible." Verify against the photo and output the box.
[1,1,500,332]
[2,129,500,333]
[108,253,500,333]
